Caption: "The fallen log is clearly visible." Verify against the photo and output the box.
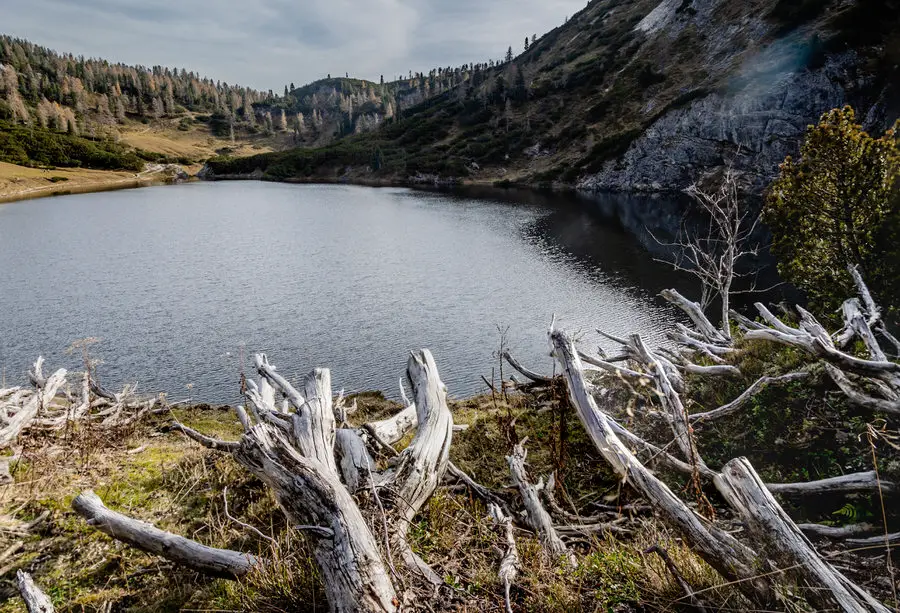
[16,570,54,613]
[72,490,257,579]
[506,444,574,566]
[766,471,895,497]
[715,458,891,613]
[798,523,877,540]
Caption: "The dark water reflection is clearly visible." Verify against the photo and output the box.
[1,182,716,404]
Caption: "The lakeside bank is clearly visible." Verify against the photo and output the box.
[0,161,196,204]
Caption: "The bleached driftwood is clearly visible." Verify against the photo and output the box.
[715,458,890,613]
[550,328,772,606]
[660,289,729,345]
[72,490,257,579]
[690,372,810,422]
[502,351,553,383]
[766,471,896,497]
[507,444,574,566]
[488,503,519,613]
[0,366,67,448]
[16,570,54,613]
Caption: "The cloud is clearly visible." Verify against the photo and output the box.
[2,0,586,89]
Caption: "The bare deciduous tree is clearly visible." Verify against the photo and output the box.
[656,169,762,340]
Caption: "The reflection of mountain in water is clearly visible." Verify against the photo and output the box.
[446,186,793,310]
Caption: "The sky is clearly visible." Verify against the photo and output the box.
[2,0,588,91]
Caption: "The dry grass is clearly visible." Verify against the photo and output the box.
[0,162,147,203]
[0,390,734,612]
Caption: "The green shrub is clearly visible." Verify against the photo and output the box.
[763,106,900,316]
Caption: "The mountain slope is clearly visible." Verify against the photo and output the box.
[206,0,899,193]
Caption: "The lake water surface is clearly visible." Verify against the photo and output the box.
[0,182,693,403]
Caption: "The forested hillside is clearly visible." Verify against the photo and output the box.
[206,0,900,193]
[0,35,509,172]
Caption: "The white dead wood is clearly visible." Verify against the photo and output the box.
[16,570,54,613]
[253,354,306,409]
[576,350,647,380]
[381,350,454,585]
[167,421,241,452]
[798,523,877,540]
[0,368,67,448]
[845,532,900,548]
[28,357,46,390]
[746,303,900,378]
[765,471,895,497]
[660,289,728,345]
[72,490,258,579]
[488,503,519,613]
[550,328,773,606]
[234,422,398,612]
[626,334,707,471]
[690,372,810,422]
[507,443,575,566]
[715,458,891,613]
[502,351,553,383]
[825,364,900,415]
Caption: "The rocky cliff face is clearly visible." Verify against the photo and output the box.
[576,0,898,193]
[580,52,867,192]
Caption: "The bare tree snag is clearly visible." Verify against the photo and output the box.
[72,491,257,579]
[16,570,54,613]
[382,349,454,584]
[507,444,575,566]
[550,328,773,606]
[715,458,891,613]
[233,424,398,612]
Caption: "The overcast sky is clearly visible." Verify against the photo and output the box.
[3,0,587,90]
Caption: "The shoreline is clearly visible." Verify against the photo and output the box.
[0,162,196,205]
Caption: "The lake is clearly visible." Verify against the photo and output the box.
[0,182,695,404]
